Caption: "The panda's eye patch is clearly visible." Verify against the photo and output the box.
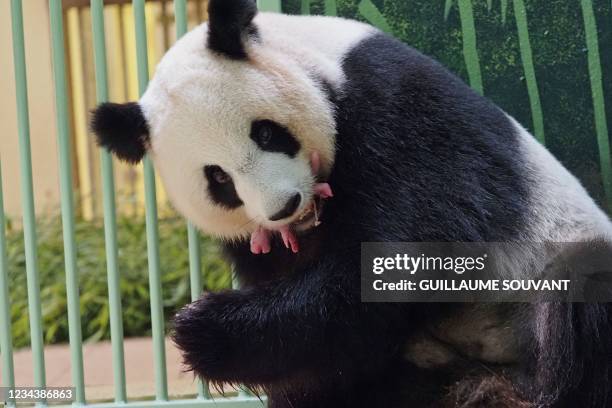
[250,120,300,157]
[204,165,243,209]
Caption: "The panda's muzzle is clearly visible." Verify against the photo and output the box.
[249,152,334,255]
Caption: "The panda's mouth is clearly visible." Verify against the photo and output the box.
[251,197,327,255]
[292,197,323,230]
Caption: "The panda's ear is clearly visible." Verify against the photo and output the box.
[207,0,258,59]
[90,102,149,164]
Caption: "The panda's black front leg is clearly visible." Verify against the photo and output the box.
[172,256,404,390]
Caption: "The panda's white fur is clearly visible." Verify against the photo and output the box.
[139,14,373,239]
[512,116,612,243]
[465,116,612,281]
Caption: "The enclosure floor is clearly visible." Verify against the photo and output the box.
[2,337,231,402]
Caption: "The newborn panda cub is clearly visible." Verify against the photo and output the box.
[92,0,612,407]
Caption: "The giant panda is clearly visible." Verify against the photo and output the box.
[91,0,612,406]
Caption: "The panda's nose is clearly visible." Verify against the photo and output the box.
[269,193,302,221]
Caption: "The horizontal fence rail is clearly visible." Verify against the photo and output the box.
[1,1,610,408]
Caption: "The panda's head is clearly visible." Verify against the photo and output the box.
[91,0,337,240]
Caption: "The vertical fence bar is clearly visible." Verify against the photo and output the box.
[301,0,310,15]
[0,160,16,407]
[580,0,612,207]
[187,224,210,399]
[187,220,210,399]
[91,0,128,402]
[9,0,46,391]
[133,0,169,401]
[457,0,483,94]
[175,0,209,398]
[48,1,86,404]
[187,226,203,302]
[513,0,545,144]
[174,0,187,37]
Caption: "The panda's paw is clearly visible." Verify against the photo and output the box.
[172,292,239,381]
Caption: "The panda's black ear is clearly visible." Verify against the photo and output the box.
[207,0,258,59]
[90,102,149,164]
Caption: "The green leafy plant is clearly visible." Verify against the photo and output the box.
[5,213,231,349]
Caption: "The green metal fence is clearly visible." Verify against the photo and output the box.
[1,0,611,407]
[2,0,279,406]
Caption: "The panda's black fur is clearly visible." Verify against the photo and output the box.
[91,102,149,164]
[91,1,612,406]
[207,0,259,59]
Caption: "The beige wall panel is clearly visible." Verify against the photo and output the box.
[0,0,60,219]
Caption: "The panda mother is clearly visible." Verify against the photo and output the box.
[92,1,612,406]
